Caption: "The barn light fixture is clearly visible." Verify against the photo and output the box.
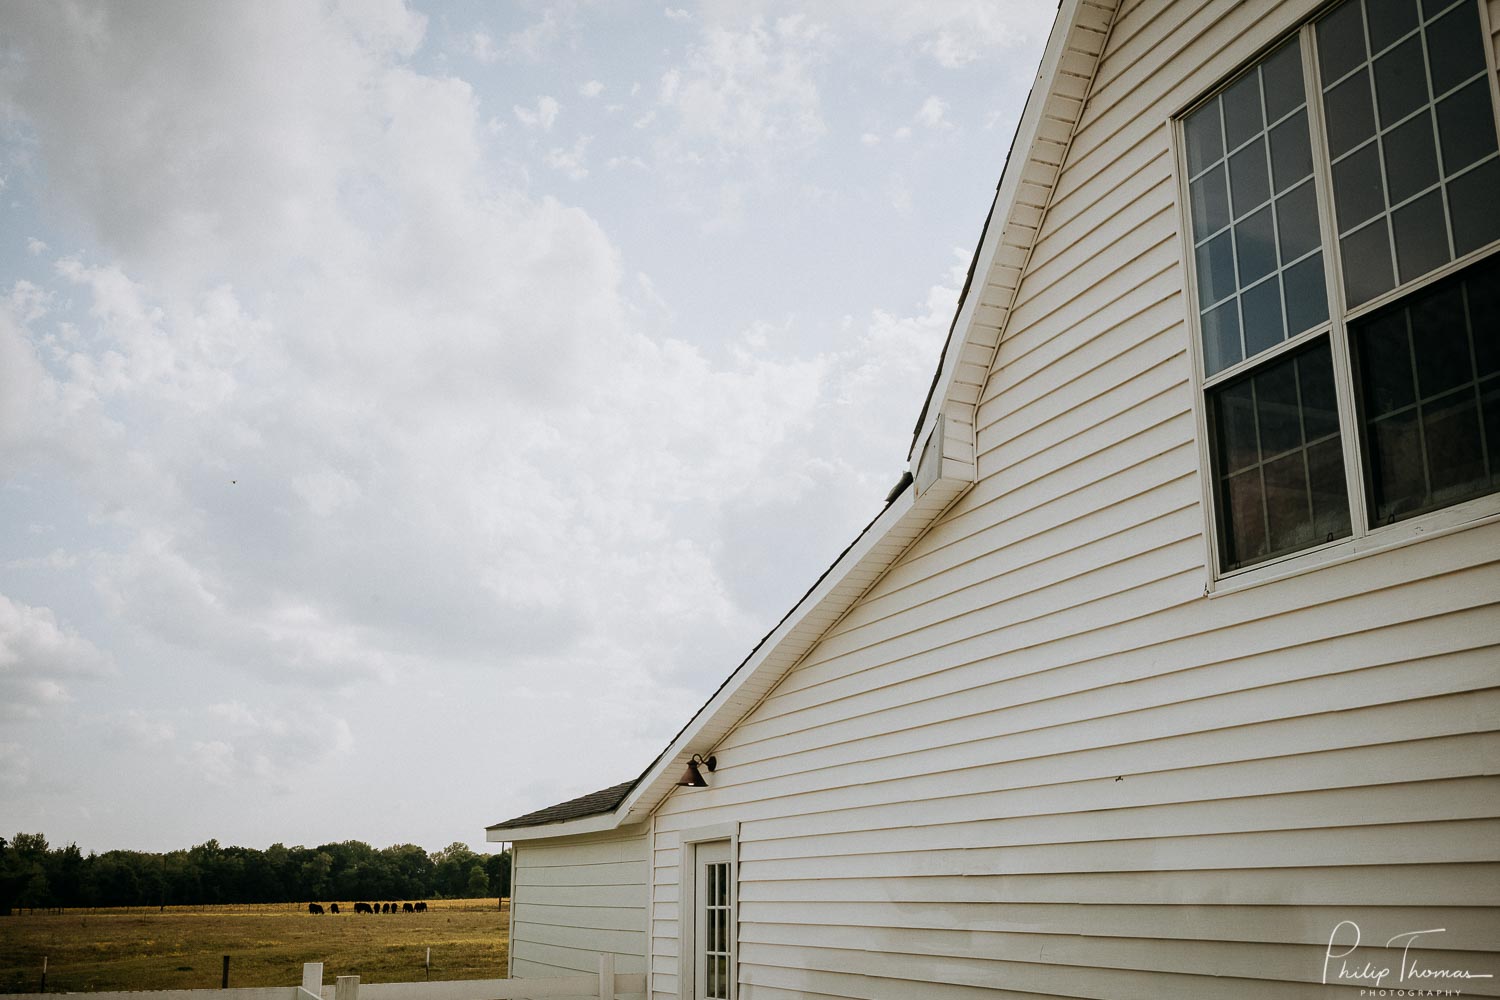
[676,753,717,787]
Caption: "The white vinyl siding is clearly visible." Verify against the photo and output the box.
[509,826,649,979]
[641,0,1500,997]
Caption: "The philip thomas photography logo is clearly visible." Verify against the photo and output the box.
[1323,920,1494,996]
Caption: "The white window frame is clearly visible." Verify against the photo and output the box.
[1172,0,1500,594]
[676,823,738,1000]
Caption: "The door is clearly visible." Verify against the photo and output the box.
[692,840,733,1000]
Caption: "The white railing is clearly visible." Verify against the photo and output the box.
[0,957,644,1000]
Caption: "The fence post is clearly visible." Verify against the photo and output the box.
[222,955,230,988]
[335,975,359,1000]
[302,963,324,995]
[597,953,615,1000]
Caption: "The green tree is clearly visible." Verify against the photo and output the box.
[298,851,334,899]
[483,850,511,898]
[432,842,479,898]
[464,864,490,898]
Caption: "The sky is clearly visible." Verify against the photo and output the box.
[0,0,1051,855]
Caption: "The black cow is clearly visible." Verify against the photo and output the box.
[382,902,392,914]
[414,902,427,913]
[353,902,372,914]
[402,902,414,913]
[308,903,324,915]
[329,903,340,914]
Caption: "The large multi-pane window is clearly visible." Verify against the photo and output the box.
[1180,0,1500,574]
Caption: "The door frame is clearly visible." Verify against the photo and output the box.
[677,823,739,1000]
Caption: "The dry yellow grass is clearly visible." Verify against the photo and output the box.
[0,899,508,993]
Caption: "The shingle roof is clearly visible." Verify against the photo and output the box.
[487,779,636,831]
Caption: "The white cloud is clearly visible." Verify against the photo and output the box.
[4,548,80,571]
[0,593,112,720]
[836,0,1051,68]
[655,16,828,161]
[7,279,51,323]
[664,7,692,21]
[113,709,176,747]
[917,95,954,130]
[578,79,604,98]
[292,468,362,518]
[514,94,561,130]
[26,237,47,255]
[0,743,30,787]
[0,0,1011,849]
[466,29,499,64]
[860,131,880,146]
[503,7,565,61]
[545,136,592,179]
[186,701,353,788]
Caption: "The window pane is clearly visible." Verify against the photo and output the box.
[1427,1,1487,96]
[1269,109,1314,193]
[1353,254,1500,524]
[1299,344,1342,440]
[1185,99,1225,176]
[1256,356,1303,456]
[1436,79,1499,176]
[1210,341,1351,570]
[1391,189,1450,283]
[1422,0,1463,18]
[1381,112,1439,204]
[1197,231,1238,306]
[1411,282,1468,396]
[1366,0,1419,53]
[1341,220,1396,306]
[1470,272,1500,377]
[1424,388,1484,499]
[1276,180,1321,262]
[1318,0,1369,84]
[1223,71,1265,150]
[1261,39,1307,123]
[1372,35,1427,129]
[1323,72,1377,158]
[1485,382,1500,481]
[1308,437,1354,541]
[1203,299,1243,376]
[1264,451,1313,552]
[1447,158,1500,257]
[1190,164,1231,241]
[1332,142,1386,232]
[1242,276,1286,358]
[1236,205,1278,285]
[1359,310,1416,415]
[1284,252,1330,336]
[1224,468,1268,566]
[1229,137,1271,216]
[1368,408,1425,522]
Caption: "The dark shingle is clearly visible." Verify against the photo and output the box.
[487,779,636,831]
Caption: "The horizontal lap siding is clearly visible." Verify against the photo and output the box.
[510,828,648,979]
[646,0,1500,997]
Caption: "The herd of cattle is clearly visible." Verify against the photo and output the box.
[306,901,428,914]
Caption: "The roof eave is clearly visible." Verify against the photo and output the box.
[485,810,621,842]
[908,0,1111,463]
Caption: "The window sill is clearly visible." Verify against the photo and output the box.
[1205,492,1500,598]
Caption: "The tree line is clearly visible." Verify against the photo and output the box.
[0,833,510,914]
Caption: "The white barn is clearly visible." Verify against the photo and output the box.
[486,0,1500,995]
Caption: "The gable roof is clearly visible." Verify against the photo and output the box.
[490,780,635,829]
[486,0,1116,843]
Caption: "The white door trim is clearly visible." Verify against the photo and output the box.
[677,824,738,1000]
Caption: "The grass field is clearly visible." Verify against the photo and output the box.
[0,899,509,993]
